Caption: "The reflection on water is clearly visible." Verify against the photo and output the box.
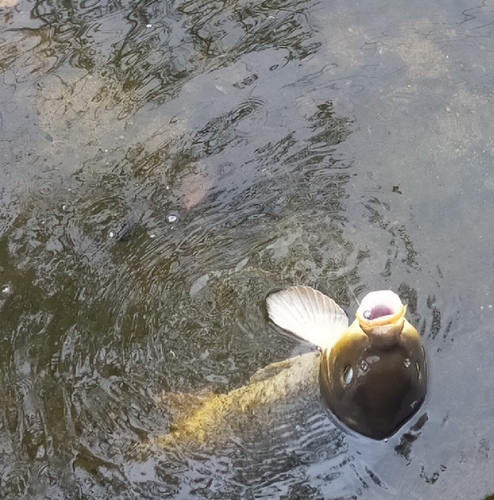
[2,0,494,498]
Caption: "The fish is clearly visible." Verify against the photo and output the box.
[149,285,426,450]
[266,285,427,440]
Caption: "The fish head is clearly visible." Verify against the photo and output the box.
[319,290,427,440]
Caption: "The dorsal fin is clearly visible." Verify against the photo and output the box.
[266,285,348,350]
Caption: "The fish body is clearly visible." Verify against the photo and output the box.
[266,286,427,440]
[153,351,323,448]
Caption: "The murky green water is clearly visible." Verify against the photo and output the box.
[2,0,494,498]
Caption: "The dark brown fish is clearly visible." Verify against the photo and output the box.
[266,286,427,439]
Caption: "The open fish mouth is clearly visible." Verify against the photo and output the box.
[363,304,394,320]
[356,290,406,331]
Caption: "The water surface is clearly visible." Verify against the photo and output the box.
[1,0,494,498]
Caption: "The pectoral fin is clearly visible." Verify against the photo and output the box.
[266,285,348,350]
[249,356,303,383]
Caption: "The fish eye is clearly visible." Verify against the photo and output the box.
[342,365,354,385]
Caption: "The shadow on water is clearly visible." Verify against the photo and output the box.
[2,0,494,498]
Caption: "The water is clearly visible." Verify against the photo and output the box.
[1,0,494,498]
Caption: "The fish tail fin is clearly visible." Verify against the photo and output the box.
[266,285,348,350]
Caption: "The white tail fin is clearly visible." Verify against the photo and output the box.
[266,285,348,350]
